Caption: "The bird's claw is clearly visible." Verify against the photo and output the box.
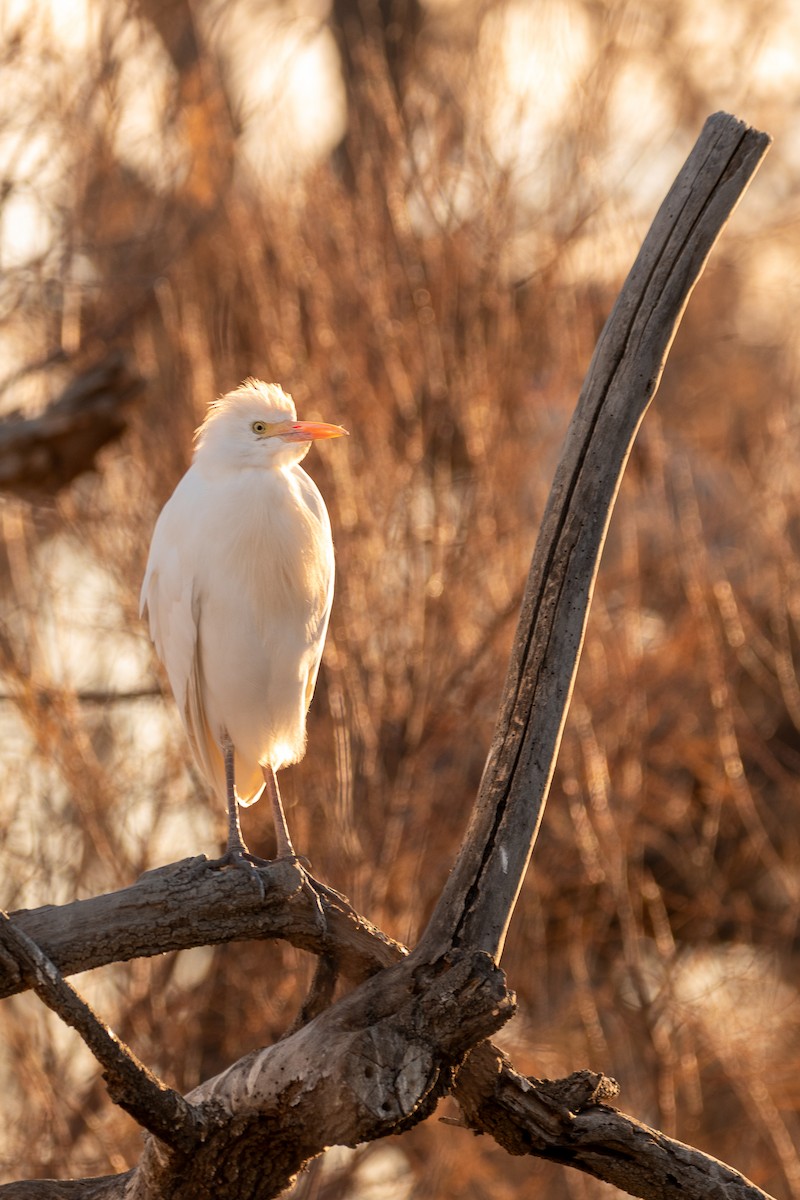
[206,844,353,937]
[276,855,328,936]
[206,848,267,901]
[272,854,351,938]
[296,864,358,936]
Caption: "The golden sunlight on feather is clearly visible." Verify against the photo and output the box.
[140,380,347,869]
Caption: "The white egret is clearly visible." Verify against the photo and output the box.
[140,379,347,875]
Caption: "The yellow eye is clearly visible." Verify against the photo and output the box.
[251,420,268,435]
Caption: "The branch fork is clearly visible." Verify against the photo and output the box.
[0,113,776,1200]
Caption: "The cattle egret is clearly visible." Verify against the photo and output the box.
[140,379,347,878]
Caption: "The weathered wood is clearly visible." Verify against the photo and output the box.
[2,856,403,1000]
[415,112,772,964]
[0,889,780,1200]
[0,113,776,1200]
[0,1179,132,1199]
[456,1045,778,1200]
[1,951,513,1200]
[0,910,200,1152]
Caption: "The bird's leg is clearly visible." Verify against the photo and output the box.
[262,764,296,859]
[205,734,266,899]
[224,736,250,858]
[263,763,326,931]
[262,765,356,931]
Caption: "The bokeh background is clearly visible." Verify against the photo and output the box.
[1,0,800,1194]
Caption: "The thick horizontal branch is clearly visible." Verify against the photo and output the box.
[2,855,403,1000]
[0,1178,132,1199]
[416,112,772,963]
[0,866,780,1200]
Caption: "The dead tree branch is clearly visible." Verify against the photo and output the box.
[0,911,199,1152]
[456,1045,777,1200]
[415,111,772,964]
[0,355,144,497]
[1,856,403,1001]
[0,113,777,1200]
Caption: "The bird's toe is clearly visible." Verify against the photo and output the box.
[207,848,267,901]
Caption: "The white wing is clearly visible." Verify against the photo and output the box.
[140,471,226,797]
[141,460,336,801]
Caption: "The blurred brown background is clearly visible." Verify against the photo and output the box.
[0,0,799,1194]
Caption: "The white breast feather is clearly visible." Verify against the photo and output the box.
[140,461,334,804]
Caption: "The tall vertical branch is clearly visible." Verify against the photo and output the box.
[415,112,772,964]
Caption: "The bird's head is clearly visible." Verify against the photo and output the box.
[193,380,347,471]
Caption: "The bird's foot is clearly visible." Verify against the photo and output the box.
[206,847,267,901]
[275,854,358,934]
[206,841,354,932]
[293,859,328,937]
[303,870,355,913]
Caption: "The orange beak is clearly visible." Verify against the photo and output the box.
[278,421,348,443]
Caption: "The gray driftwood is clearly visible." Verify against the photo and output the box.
[0,113,776,1200]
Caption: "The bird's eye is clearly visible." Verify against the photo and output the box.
[251,420,268,435]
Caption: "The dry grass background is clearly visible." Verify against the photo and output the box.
[1,0,799,1194]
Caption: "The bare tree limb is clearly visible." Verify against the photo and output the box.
[0,856,779,1200]
[0,113,778,1200]
[0,949,511,1200]
[0,873,777,1200]
[1,856,404,1002]
[0,1178,133,1199]
[0,911,201,1152]
[456,1045,778,1200]
[415,111,772,964]
[0,355,144,497]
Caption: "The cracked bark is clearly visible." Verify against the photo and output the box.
[0,856,403,1001]
[0,114,777,1200]
[415,111,772,964]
